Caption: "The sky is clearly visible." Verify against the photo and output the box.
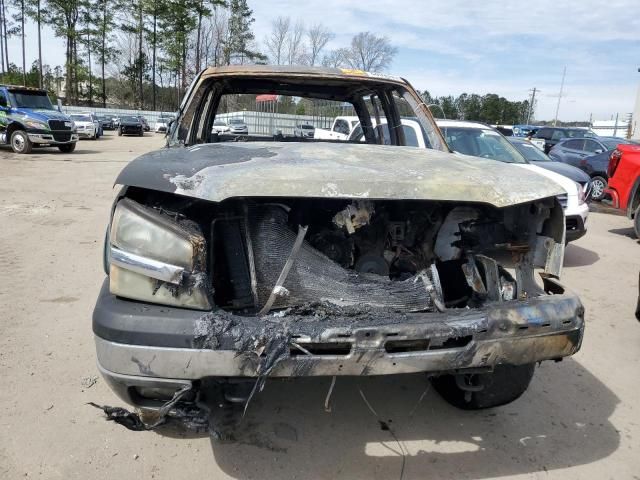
[6,0,640,121]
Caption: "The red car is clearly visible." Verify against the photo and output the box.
[606,143,640,236]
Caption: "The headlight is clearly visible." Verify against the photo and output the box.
[108,198,211,310]
[25,120,48,130]
[576,182,586,205]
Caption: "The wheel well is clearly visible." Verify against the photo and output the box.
[628,178,640,218]
[6,121,25,138]
[590,172,608,179]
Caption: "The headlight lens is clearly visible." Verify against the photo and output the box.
[108,198,210,310]
[25,120,48,130]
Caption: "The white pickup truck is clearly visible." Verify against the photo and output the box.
[313,116,360,140]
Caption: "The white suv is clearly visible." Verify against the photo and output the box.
[436,120,589,243]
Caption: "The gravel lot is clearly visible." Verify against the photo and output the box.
[1,131,639,480]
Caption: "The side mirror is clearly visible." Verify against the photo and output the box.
[594,149,603,154]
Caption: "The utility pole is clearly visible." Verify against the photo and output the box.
[553,66,566,127]
[37,0,42,88]
[527,87,537,124]
[0,2,4,74]
[613,112,619,137]
[20,0,25,85]
[1,0,9,72]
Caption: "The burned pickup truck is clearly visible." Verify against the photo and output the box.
[92,66,584,435]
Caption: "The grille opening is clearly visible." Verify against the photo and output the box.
[385,339,430,353]
[429,335,472,350]
[289,342,352,356]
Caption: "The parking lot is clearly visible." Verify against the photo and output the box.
[1,131,639,480]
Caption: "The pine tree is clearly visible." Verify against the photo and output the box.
[224,0,265,65]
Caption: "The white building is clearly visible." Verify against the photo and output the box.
[591,118,630,138]
[632,81,640,140]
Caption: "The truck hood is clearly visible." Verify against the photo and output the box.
[13,108,71,123]
[115,142,565,208]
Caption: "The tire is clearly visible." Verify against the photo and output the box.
[10,130,33,154]
[634,205,640,239]
[58,143,76,153]
[431,363,535,410]
[139,131,143,137]
[118,129,122,136]
[590,175,608,201]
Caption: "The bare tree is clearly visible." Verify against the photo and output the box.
[306,23,332,66]
[321,48,347,68]
[343,31,396,72]
[286,19,305,65]
[264,15,289,65]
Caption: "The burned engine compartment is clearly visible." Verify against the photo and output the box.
[122,188,564,316]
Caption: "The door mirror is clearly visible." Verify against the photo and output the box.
[0,95,7,108]
[594,149,603,154]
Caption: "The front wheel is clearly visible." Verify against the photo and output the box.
[590,175,608,201]
[431,363,535,410]
[10,130,33,154]
[634,205,640,239]
[58,143,76,153]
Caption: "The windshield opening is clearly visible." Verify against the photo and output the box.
[121,116,139,123]
[8,90,55,110]
[178,76,447,151]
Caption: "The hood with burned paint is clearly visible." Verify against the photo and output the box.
[115,142,564,207]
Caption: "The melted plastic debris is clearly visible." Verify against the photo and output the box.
[88,403,147,431]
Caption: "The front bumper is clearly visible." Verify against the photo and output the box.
[564,200,588,242]
[28,132,79,144]
[94,278,584,403]
[120,126,143,135]
[76,129,96,138]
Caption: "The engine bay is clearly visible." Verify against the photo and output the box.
[204,197,552,315]
[117,189,563,316]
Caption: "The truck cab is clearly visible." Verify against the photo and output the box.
[0,84,78,154]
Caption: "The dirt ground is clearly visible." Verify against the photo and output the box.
[1,131,639,480]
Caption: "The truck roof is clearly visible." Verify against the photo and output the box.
[0,84,47,93]
[200,65,406,85]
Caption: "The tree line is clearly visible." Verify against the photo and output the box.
[0,0,267,110]
[421,91,533,126]
[0,1,402,111]
[0,2,535,121]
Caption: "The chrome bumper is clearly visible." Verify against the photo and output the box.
[28,133,79,144]
[95,279,584,383]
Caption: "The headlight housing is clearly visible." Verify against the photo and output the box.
[24,119,49,130]
[107,198,211,310]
